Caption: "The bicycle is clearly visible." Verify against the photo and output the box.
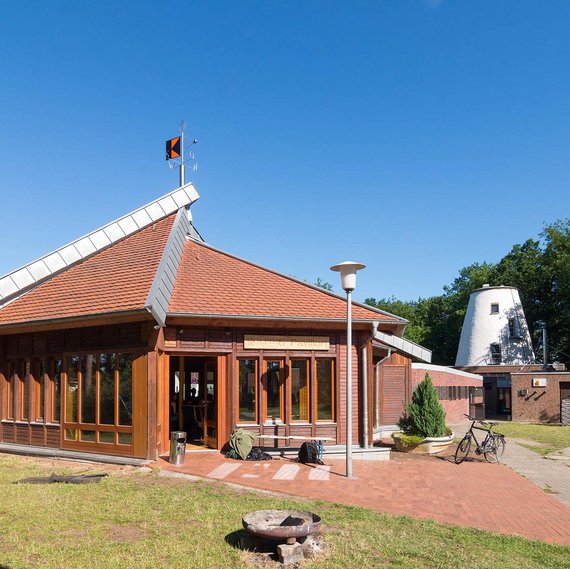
[454,414,506,464]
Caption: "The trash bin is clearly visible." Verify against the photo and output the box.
[169,431,187,465]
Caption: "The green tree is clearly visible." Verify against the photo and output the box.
[314,277,333,291]
[398,373,446,438]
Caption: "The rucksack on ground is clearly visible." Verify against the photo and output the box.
[298,441,323,464]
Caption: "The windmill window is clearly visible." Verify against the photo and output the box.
[490,303,499,314]
[509,318,521,338]
[490,343,502,364]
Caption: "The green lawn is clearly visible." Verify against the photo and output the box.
[0,455,568,569]
[493,422,570,455]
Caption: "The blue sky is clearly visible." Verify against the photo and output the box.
[1,1,569,303]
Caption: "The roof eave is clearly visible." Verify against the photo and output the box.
[0,308,152,334]
[166,311,402,326]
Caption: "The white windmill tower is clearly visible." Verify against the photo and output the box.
[455,285,535,367]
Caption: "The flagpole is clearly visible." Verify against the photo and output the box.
[179,124,185,187]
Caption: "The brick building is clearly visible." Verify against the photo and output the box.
[511,372,570,424]
[412,364,483,424]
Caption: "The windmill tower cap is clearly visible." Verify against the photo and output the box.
[472,284,520,293]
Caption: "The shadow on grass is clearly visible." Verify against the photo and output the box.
[225,529,279,562]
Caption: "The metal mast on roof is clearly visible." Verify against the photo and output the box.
[166,120,198,187]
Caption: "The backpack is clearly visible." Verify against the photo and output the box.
[298,441,323,465]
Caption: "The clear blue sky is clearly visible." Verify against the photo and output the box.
[1,1,569,303]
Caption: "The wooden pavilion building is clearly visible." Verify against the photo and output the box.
[0,184,431,462]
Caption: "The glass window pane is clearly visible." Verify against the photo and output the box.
[238,360,257,422]
[66,356,79,423]
[81,355,97,424]
[99,353,116,425]
[317,360,334,421]
[53,360,62,423]
[118,354,133,426]
[118,432,132,445]
[8,364,15,419]
[22,365,30,421]
[291,360,309,421]
[37,361,45,421]
[99,431,115,444]
[65,428,79,440]
[265,361,282,420]
[81,430,96,442]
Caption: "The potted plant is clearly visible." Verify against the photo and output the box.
[392,373,454,455]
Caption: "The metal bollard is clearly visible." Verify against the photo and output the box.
[169,431,187,465]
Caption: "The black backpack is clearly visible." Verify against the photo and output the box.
[298,441,323,465]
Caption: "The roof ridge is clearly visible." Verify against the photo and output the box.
[0,183,200,306]
[184,238,408,324]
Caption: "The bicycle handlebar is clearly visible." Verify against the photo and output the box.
[463,414,497,428]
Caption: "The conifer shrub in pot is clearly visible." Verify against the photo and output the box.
[392,373,454,454]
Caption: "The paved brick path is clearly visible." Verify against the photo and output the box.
[158,451,570,546]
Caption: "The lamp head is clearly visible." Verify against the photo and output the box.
[330,261,366,292]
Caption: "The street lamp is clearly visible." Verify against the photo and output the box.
[330,261,366,478]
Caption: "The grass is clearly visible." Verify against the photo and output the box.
[493,422,570,455]
[0,455,569,569]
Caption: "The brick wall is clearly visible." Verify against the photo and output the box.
[412,364,482,424]
[511,372,570,423]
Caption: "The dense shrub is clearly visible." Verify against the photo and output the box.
[398,373,446,438]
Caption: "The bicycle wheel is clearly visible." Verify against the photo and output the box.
[454,435,471,464]
[484,435,506,463]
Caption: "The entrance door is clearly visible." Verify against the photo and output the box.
[561,382,570,425]
[168,356,219,449]
[203,360,217,448]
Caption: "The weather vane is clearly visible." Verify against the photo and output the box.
[165,120,198,187]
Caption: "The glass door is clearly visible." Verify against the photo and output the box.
[203,359,217,448]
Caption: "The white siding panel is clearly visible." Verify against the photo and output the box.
[27,261,51,280]
[0,277,18,299]
[103,223,126,242]
[145,202,165,222]
[59,245,82,264]
[43,253,66,273]
[11,268,34,289]
[75,237,97,257]
[90,230,112,249]
[132,209,153,228]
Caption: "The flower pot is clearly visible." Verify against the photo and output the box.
[392,431,455,455]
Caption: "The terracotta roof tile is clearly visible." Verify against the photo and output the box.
[0,215,175,326]
[169,241,402,322]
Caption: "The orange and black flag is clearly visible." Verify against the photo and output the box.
[165,137,181,160]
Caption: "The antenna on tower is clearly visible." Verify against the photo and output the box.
[165,120,198,187]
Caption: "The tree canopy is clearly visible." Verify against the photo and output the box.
[365,219,570,366]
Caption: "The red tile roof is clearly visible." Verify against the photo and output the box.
[168,240,402,322]
[0,215,175,326]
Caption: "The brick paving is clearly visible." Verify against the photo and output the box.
[158,450,570,546]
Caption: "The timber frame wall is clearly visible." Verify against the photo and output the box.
[0,320,413,460]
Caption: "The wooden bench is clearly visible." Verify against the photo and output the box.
[256,435,334,442]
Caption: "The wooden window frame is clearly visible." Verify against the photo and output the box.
[49,359,62,424]
[236,358,258,424]
[315,358,336,423]
[19,360,30,422]
[62,351,134,451]
[289,358,310,423]
[262,359,284,423]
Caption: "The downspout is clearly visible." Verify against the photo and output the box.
[362,321,379,449]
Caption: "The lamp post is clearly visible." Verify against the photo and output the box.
[330,261,366,478]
